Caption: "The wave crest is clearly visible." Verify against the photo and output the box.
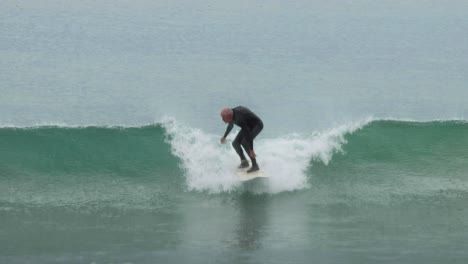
[163,117,370,193]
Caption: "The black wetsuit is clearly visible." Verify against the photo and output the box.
[223,106,263,165]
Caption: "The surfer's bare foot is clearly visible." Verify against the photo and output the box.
[247,164,259,173]
[238,160,249,169]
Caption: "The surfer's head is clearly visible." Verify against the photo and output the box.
[220,107,233,123]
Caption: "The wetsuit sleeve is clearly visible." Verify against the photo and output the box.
[223,122,234,138]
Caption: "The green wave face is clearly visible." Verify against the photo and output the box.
[311,120,468,203]
[0,125,179,177]
[2,120,468,180]
[1,120,467,204]
[315,120,468,176]
[0,125,185,210]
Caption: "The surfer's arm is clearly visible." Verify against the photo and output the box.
[222,122,234,139]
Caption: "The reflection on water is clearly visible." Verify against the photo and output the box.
[233,191,271,251]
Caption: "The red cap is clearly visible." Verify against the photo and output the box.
[220,107,233,123]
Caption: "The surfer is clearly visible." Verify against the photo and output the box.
[220,106,264,173]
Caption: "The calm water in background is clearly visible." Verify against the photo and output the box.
[2,0,468,130]
[1,1,468,263]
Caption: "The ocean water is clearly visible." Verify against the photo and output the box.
[1,1,468,263]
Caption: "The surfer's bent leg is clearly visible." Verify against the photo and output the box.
[241,122,263,168]
[232,130,247,161]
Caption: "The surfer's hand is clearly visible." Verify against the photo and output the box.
[249,149,256,158]
[220,137,226,144]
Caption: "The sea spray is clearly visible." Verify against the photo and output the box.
[163,117,371,193]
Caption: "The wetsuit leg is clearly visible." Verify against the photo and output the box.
[240,122,263,166]
[232,130,247,161]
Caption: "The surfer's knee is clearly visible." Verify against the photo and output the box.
[232,140,240,148]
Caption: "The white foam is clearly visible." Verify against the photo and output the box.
[163,117,371,194]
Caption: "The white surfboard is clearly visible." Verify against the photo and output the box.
[237,169,268,182]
